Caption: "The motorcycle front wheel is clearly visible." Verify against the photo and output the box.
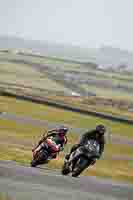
[31,150,48,167]
[61,161,70,175]
[72,156,89,177]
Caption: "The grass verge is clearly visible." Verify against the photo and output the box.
[1,95,133,138]
[0,96,133,183]
[0,130,132,184]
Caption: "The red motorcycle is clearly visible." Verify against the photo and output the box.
[31,138,60,167]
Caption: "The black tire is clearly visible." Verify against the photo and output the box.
[61,163,70,175]
[30,159,38,167]
[72,156,89,177]
[31,151,48,167]
[61,168,70,175]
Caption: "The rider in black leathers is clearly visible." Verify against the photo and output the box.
[65,124,106,164]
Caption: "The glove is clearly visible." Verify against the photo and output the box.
[32,148,36,152]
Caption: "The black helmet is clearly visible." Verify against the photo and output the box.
[96,124,106,135]
[58,125,68,135]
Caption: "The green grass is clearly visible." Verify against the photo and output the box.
[1,118,133,156]
[106,143,133,156]
[1,141,133,183]
[0,52,81,70]
[0,62,71,92]
[82,84,133,101]
[0,52,133,183]
[0,96,133,183]
[1,52,133,119]
[0,61,41,76]
[50,95,133,120]
[88,68,133,82]
[0,193,13,200]
[1,51,133,97]
[83,159,133,183]
[0,144,31,165]
[48,156,133,183]
[1,95,133,138]
[0,74,69,91]
[87,74,133,90]
[1,51,133,87]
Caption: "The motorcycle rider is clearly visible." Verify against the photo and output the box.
[65,124,106,164]
[32,125,68,158]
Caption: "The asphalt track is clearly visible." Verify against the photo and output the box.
[0,160,133,200]
[0,112,133,199]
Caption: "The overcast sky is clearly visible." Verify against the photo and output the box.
[0,0,133,51]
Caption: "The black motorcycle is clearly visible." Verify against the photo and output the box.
[62,139,100,177]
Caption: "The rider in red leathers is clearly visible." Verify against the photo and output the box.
[32,126,68,158]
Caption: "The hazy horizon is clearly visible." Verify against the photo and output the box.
[0,0,133,52]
